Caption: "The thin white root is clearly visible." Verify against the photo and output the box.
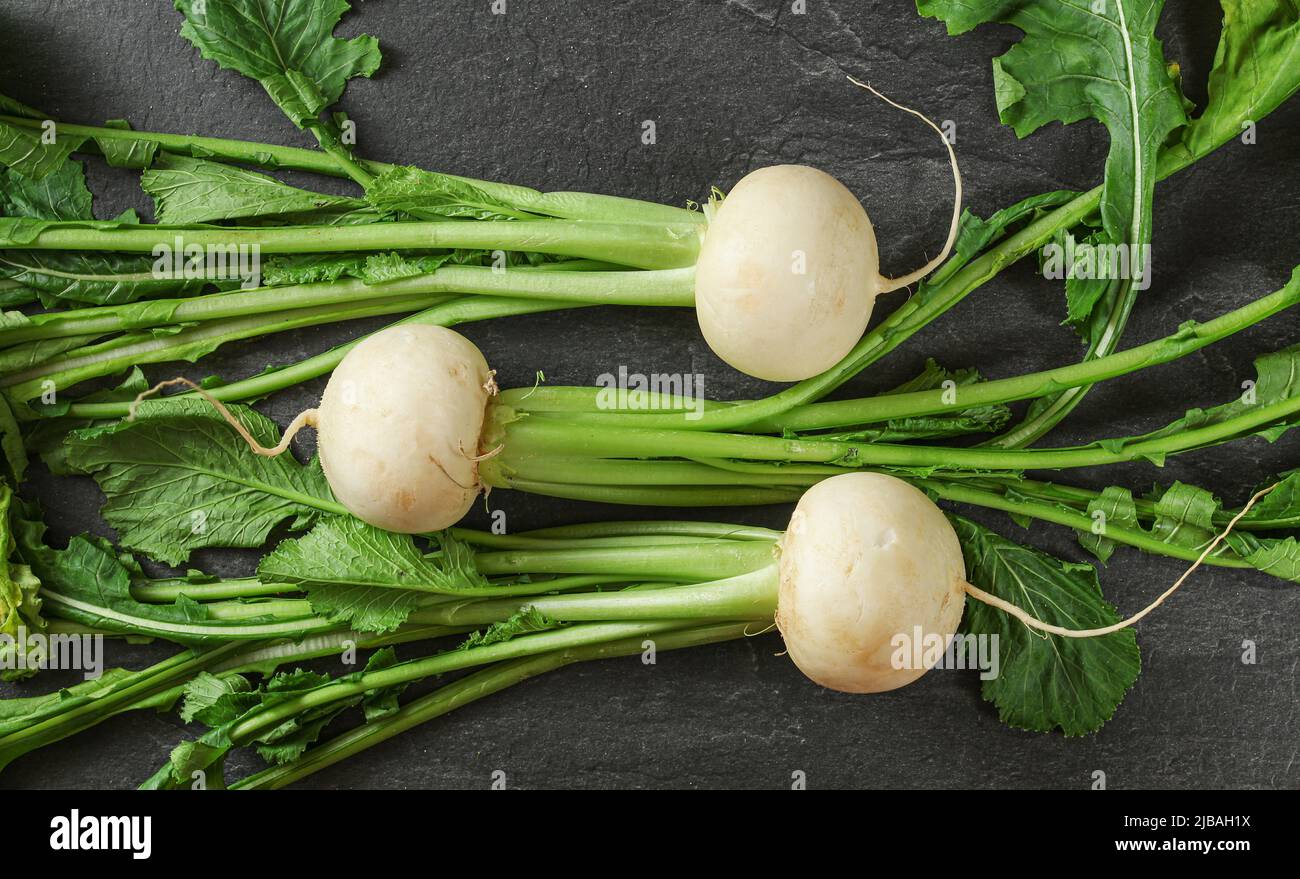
[847,75,962,295]
[961,482,1281,638]
[465,443,504,463]
[129,376,317,458]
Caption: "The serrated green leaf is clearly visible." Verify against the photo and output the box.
[63,397,334,565]
[952,515,1140,735]
[0,159,92,220]
[919,0,1187,254]
[9,505,234,643]
[358,647,407,721]
[0,249,215,306]
[459,607,561,651]
[1076,480,1300,584]
[174,0,381,127]
[142,154,359,224]
[1138,343,1300,445]
[365,166,531,221]
[0,483,46,680]
[0,158,216,305]
[259,517,488,633]
[0,118,84,180]
[1241,469,1300,527]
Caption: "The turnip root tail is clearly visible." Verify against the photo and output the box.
[848,76,962,295]
[129,377,317,457]
[961,482,1281,638]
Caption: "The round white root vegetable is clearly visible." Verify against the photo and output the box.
[134,325,499,533]
[315,324,496,533]
[693,79,961,382]
[694,165,881,382]
[777,472,967,693]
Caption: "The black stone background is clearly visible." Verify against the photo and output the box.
[0,0,1297,790]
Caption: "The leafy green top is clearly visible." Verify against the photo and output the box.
[174,0,381,127]
[953,515,1141,735]
[64,398,336,565]
[919,0,1187,256]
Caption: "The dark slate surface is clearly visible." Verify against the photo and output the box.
[1,0,1297,790]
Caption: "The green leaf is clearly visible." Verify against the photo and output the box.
[174,0,381,127]
[179,671,254,724]
[459,607,561,651]
[365,166,530,221]
[952,515,1140,735]
[141,154,359,224]
[0,395,26,484]
[161,650,408,785]
[1178,1,1300,161]
[358,647,407,721]
[9,505,233,644]
[63,397,335,565]
[0,119,84,180]
[0,92,44,120]
[95,120,160,170]
[0,159,93,220]
[919,0,1187,254]
[23,367,151,476]
[359,251,460,284]
[1240,469,1300,527]
[1077,480,1300,584]
[953,190,1080,268]
[259,517,489,633]
[260,252,369,285]
[260,249,484,286]
[1137,343,1300,445]
[0,249,215,307]
[0,158,216,306]
[0,483,47,680]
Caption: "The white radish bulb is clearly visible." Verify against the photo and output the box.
[694,165,882,382]
[777,472,966,693]
[694,82,961,382]
[315,324,495,533]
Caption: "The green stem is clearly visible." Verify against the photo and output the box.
[1,294,446,402]
[0,115,701,225]
[472,539,775,581]
[0,642,246,772]
[502,266,1297,436]
[964,474,1300,531]
[493,478,804,507]
[303,119,374,188]
[131,577,285,603]
[750,271,1300,432]
[493,390,1300,473]
[0,624,469,770]
[2,218,700,272]
[226,620,695,746]
[55,295,578,420]
[423,566,778,627]
[0,265,692,347]
[479,458,1273,572]
[228,622,750,790]
[918,479,1252,567]
[987,277,1136,447]
[41,588,337,642]
[510,520,782,541]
